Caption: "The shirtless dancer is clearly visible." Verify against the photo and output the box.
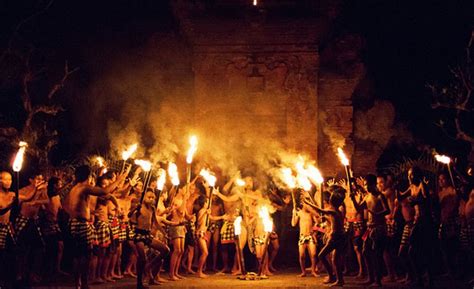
[351,174,389,287]
[437,172,460,276]
[168,187,188,281]
[291,191,318,278]
[0,171,16,287]
[16,172,49,284]
[65,165,128,289]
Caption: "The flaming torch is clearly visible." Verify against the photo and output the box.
[234,216,246,276]
[253,0,257,6]
[435,154,455,187]
[281,167,297,209]
[307,165,324,208]
[134,159,152,218]
[155,168,166,206]
[121,143,138,173]
[12,141,28,195]
[235,178,246,187]
[337,147,354,194]
[186,135,198,195]
[167,162,180,202]
[96,156,108,175]
[199,168,217,226]
[258,206,273,277]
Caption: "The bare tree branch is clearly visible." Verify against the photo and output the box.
[47,61,79,100]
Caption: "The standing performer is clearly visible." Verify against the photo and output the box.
[0,171,16,288]
[65,165,128,289]
[168,187,188,281]
[208,192,224,272]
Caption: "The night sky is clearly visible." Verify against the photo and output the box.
[0,0,473,168]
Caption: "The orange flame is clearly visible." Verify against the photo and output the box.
[235,178,246,187]
[122,143,138,161]
[281,167,296,189]
[434,154,451,164]
[134,159,152,172]
[12,141,28,172]
[337,147,350,166]
[156,168,167,191]
[199,168,217,187]
[96,156,105,167]
[186,135,198,164]
[306,164,324,184]
[258,206,273,233]
[234,216,243,236]
[295,156,312,191]
[253,0,257,6]
[168,162,180,186]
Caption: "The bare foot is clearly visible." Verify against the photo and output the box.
[104,277,115,283]
[112,274,123,279]
[265,270,273,276]
[298,272,307,277]
[269,266,277,272]
[198,272,209,278]
[168,276,179,281]
[176,274,186,279]
[156,276,168,283]
[311,271,320,278]
[323,276,336,284]
[232,270,242,276]
[186,269,196,275]
[329,281,344,287]
[124,271,137,278]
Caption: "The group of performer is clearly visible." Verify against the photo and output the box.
[0,161,473,289]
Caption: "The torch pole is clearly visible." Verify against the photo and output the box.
[258,232,271,277]
[291,189,296,211]
[205,187,213,227]
[121,160,126,174]
[318,183,323,209]
[344,165,354,195]
[447,164,456,188]
[16,171,20,199]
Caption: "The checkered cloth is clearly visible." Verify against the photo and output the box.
[134,228,153,246]
[95,220,111,248]
[344,220,366,237]
[438,215,460,240]
[298,234,315,245]
[0,222,14,250]
[14,214,29,237]
[386,220,398,238]
[118,219,127,242]
[127,222,136,240]
[208,221,222,234]
[108,215,120,240]
[400,222,414,246]
[69,218,96,252]
[168,225,186,240]
[220,221,235,244]
[41,219,62,237]
[253,235,266,246]
[194,230,208,242]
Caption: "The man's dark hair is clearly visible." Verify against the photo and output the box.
[376,173,387,180]
[48,177,60,197]
[75,165,91,183]
[328,185,345,207]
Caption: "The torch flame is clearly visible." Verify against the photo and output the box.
[306,165,324,184]
[96,156,105,168]
[295,156,312,191]
[168,162,180,186]
[235,178,246,187]
[199,168,217,187]
[337,147,350,166]
[12,141,28,172]
[281,167,296,189]
[253,0,257,6]
[134,159,152,172]
[156,168,167,191]
[434,154,451,164]
[234,216,242,236]
[186,135,198,164]
[258,206,273,233]
[122,143,138,161]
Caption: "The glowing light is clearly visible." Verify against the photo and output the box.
[122,143,138,161]
[337,147,350,166]
[168,162,180,186]
[259,206,273,233]
[96,156,105,168]
[134,159,152,172]
[12,141,28,172]
[253,0,257,6]
[235,178,246,187]
[306,165,324,184]
[156,168,167,191]
[295,156,312,191]
[199,168,217,187]
[234,216,243,236]
[281,167,296,189]
[435,154,451,164]
[186,135,198,164]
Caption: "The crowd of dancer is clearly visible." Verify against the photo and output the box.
[0,162,473,289]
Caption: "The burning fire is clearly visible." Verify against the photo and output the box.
[156,168,167,191]
[12,141,28,172]
[235,178,246,187]
[96,156,105,168]
[253,0,257,6]
[234,216,243,236]
[199,168,217,187]
[295,156,312,191]
[186,135,198,164]
[258,206,273,233]
[134,159,152,172]
[435,154,451,164]
[122,143,138,161]
[337,147,350,166]
[306,164,324,184]
[281,167,296,189]
[168,162,180,186]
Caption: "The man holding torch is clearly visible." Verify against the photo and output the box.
[0,171,16,287]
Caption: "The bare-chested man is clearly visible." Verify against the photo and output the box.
[437,172,460,276]
[304,185,346,287]
[168,187,188,281]
[65,165,128,289]
[0,171,16,287]
[208,192,224,271]
[183,182,200,275]
[16,172,49,284]
[291,191,318,278]
[351,174,389,287]
[377,174,397,282]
